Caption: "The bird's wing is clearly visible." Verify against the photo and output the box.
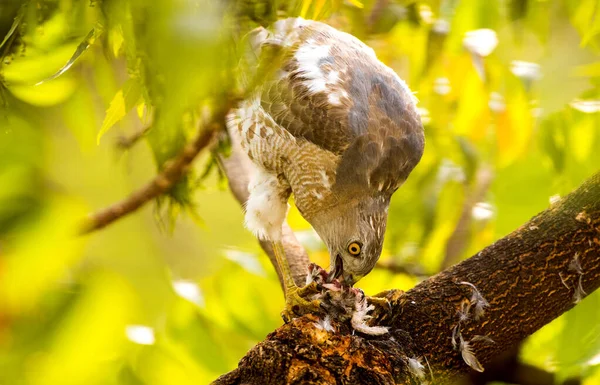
[248,18,425,195]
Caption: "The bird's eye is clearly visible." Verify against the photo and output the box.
[347,242,362,256]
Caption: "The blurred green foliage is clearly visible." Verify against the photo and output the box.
[0,0,599,384]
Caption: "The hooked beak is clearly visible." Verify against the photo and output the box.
[342,271,361,286]
[328,254,343,282]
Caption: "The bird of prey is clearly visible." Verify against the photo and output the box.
[227,17,424,317]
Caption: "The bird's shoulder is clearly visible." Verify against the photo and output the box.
[244,18,425,195]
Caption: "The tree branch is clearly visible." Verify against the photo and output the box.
[217,129,310,289]
[213,171,600,384]
[116,125,152,150]
[79,115,221,234]
[375,260,428,278]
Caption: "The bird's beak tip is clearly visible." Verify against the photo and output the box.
[328,254,343,283]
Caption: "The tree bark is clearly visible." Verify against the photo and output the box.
[214,171,600,385]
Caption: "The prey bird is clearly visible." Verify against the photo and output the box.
[227,17,424,318]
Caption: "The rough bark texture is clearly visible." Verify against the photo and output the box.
[214,171,600,385]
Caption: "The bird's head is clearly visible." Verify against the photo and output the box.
[312,196,390,286]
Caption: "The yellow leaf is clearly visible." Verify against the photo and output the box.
[2,43,79,84]
[96,78,142,144]
[346,0,364,8]
[7,75,77,107]
[29,273,136,385]
[0,196,87,315]
[312,0,327,18]
[571,61,600,77]
[108,24,125,57]
[36,26,103,86]
[453,69,489,140]
[496,86,532,167]
[300,0,312,18]
[569,114,596,162]
[421,180,465,271]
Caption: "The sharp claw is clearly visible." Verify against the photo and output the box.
[281,285,322,322]
[367,296,391,310]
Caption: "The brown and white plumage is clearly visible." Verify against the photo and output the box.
[227,17,424,284]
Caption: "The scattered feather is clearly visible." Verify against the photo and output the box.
[314,315,336,332]
[452,325,487,372]
[471,335,495,344]
[559,272,570,290]
[568,252,583,274]
[407,357,426,379]
[574,275,587,304]
[457,299,471,322]
[460,337,484,372]
[351,293,388,335]
[459,281,489,320]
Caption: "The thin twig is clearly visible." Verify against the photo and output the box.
[217,128,310,290]
[80,114,222,234]
[116,125,152,149]
[366,0,389,32]
[375,260,428,277]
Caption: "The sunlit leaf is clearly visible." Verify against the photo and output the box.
[421,176,465,271]
[346,0,364,9]
[572,61,600,77]
[36,25,104,86]
[300,0,312,18]
[569,113,596,162]
[2,43,79,84]
[0,197,87,315]
[571,0,600,47]
[453,69,489,140]
[7,75,77,107]
[96,78,142,144]
[108,24,125,57]
[496,80,533,167]
[29,273,136,385]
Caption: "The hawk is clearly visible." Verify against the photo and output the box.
[227,18,424,316]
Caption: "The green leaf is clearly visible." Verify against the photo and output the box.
[421,176,466,271]
[8,74,77,107]
[36,25,104,86]
[0,3,25,51]
[96,78,142,144]
[108,24,125,57]
[569,113,596,163]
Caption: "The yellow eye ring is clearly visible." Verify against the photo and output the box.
[348,242,362,256]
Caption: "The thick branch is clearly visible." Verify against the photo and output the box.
[79,117,220,234]
[218,131,310,289]
[214,171,600,385]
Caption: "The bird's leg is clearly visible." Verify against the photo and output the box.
[271,240,297,295]
[244,167,320,322]
[272,240,321,322]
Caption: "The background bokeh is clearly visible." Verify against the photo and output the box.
[0,0,599,384]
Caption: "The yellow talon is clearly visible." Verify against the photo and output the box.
[272,241,322,322]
